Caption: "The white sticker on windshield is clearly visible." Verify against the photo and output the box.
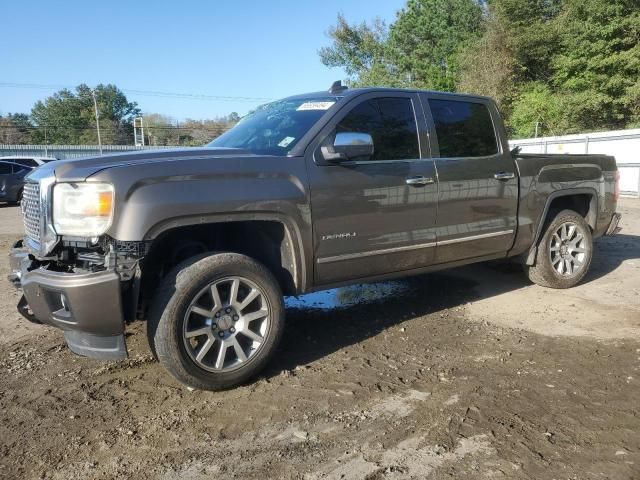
[278,136,295,148]
[297,101,335,111]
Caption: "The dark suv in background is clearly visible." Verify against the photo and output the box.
[0,160,34,205]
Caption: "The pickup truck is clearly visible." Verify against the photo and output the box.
[8,82,622,390]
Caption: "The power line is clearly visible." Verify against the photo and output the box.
[0,124,232,131]
[0,82,274,103]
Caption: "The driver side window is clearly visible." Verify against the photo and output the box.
[336,97,419,161]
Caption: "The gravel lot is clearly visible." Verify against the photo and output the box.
[0,199,639,480]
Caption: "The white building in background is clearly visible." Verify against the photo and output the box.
[509,128,640,198]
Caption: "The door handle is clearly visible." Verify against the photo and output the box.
[405,176,435,186]
[494,171,515,181]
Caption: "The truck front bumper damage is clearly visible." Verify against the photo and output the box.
[8,241,127,360]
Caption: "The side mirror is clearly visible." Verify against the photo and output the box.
[321,132,374,162]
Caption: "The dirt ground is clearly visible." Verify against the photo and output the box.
[0,199,639,480]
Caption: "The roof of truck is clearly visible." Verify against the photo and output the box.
[285,84,493,103]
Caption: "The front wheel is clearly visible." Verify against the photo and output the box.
[525,209,593,289]
[148,252,285,390]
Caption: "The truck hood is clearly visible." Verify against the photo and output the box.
[46,147,252,181]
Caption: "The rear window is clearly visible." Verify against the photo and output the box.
[429,99,498,158]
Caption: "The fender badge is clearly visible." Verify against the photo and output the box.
[321,232,357,241]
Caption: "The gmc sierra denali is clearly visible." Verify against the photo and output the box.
[8,82,622,390]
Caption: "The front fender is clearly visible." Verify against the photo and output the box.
[90,155,313,291]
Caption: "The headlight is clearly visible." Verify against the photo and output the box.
[52,183,114,236]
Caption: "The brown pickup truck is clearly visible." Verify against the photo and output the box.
[9,82,621,390]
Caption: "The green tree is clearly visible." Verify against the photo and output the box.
[320,1,484,90]
[551,0,640,130]
[142,113,181,146]
[387,0,484,91]
[489,0,563,83]
[30,84,140,145]
[141,113,240,146]
[0,113,34,144]
[457,10,516,108]
[508,83,569,138]
[460,0,640,135]
[179,114,240,146]
[319,14,400,87]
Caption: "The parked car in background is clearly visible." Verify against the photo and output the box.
[0,156,57,168]
[0,160,34,204]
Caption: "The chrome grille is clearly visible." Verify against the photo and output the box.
[22,182,41,243]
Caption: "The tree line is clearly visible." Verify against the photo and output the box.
[0,84,239,146]
[320,0,640,138]
[3,1,638,144]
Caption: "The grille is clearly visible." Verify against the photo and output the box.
[22,182,41,243]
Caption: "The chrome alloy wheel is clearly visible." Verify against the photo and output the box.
[182,276,270,372]
[549,222,588,277]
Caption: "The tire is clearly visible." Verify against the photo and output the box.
[148,252,285,391]
[525,209,593,289]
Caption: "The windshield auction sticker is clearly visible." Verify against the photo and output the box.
[278,136,295,148]
[297,101,335,111]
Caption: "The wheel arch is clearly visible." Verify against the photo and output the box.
[137,214,306,314]
[525,188,598,265]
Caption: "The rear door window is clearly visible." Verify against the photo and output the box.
[429,99,498,158]
[0,163,11,174]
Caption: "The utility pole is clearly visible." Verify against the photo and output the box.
[91,89,103,155]
[534,121,540,139]
[134,117,145,147]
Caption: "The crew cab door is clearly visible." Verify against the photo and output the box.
[421,94,518,262]
[306,92,438,285]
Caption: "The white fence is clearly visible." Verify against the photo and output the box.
[0,144,174,160]
[509,128,640,198]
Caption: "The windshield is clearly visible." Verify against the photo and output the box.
[208,96,340,156]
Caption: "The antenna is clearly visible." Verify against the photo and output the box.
[329,80,348,94]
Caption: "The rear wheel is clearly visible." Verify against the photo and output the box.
[148,252,285,390]
[525,209,593,289]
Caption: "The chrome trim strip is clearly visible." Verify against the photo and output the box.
[316,229,514,264]
[340,158,434,166]
[437,229,514,246]
[317,241,437,264]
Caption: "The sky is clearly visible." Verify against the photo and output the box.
[1,0,404,121]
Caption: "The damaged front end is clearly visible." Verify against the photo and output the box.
[8,165,148,360]
[9,236,148,360]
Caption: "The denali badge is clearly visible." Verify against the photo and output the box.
[321,232,357,241]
